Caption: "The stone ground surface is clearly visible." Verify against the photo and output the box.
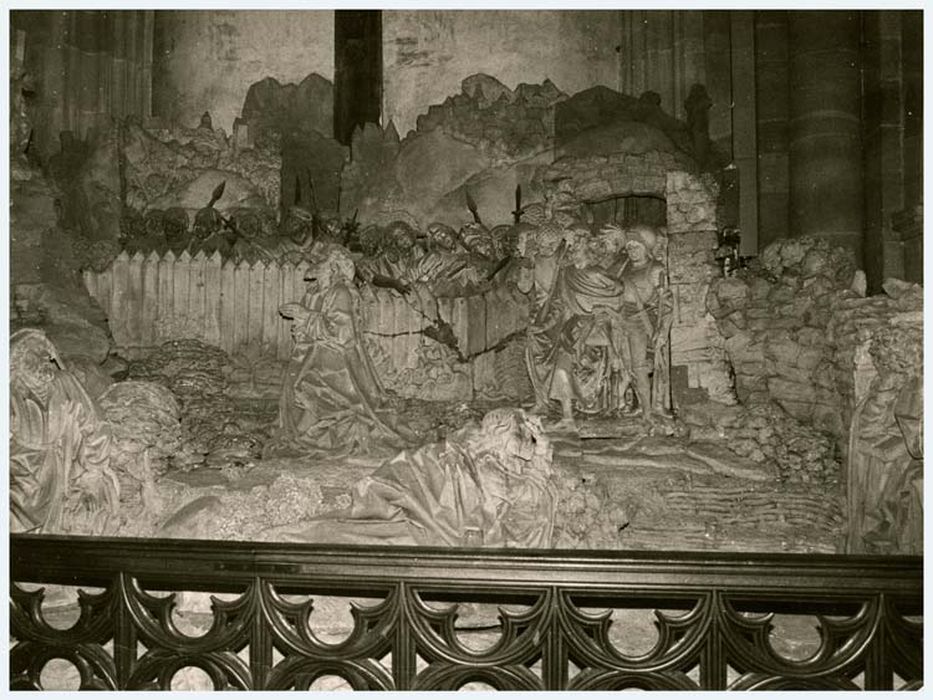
[107,404,844,554]
[26,400,849,690]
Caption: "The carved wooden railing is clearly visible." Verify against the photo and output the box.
[10,534,922,691]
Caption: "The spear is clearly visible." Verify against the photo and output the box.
[208,180,226,209]
[512,184,523,224]
[200,179,242,249]
[465,189,483,225]
[306,169,319,214]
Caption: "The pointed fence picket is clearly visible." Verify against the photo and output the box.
[81,252,531,362]
[203,251,224,348]
[141,251,160,347]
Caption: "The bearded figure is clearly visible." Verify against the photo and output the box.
[403,222,487,296]
[265,205,316,264]
[10,329,119,534]
[269,243,413,457]
[264,408,557,548]
[282,205,315,248]
[163,207,191,250]
[523,223,627,426]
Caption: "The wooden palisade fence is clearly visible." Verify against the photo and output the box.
[83,251,308,360]
[82,251,529,365]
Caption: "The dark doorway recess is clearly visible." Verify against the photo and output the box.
[586,194,667,229]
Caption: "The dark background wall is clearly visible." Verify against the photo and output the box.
[381,10,625,137]
[11,9,923,285]
[149,10,335,133]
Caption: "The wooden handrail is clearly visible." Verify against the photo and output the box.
[10,534,923,690]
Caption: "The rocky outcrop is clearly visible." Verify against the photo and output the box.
[555,86,698,161]
[340,74,566,228]
[125,120,280,214]
[682,401,840,485]
[415,73,566,161]
[240,73,334,145]
[11,282,112,366]
[707,236,923,452]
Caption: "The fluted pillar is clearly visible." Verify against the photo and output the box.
[788,11,863,262]
[619,10,705,119]
[14,10,153,161]
[895,11,923,284]
[701,11,733,160]
[755,11,790,250]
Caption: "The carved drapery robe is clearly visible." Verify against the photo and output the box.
[274,281,412,456]
[10,373,115,533]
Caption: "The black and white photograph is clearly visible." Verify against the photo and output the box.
[6,5,924,691]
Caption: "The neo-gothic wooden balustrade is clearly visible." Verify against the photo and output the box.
[10,534,922,691]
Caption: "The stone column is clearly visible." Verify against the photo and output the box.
[788,11,863,262]
[619,10,705,119]
[862,11,909,291]
[754,11,790,251]
[731,11,758,257]
[15,10,154,161]
[701,11,733,160]
[893,11,923,284]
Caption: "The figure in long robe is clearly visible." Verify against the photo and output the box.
[608,225,674,419]
[263,408,557,548]
[269,243,414,457]
[522,225,626,425]
[10,329,118,534]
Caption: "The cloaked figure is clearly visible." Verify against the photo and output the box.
[268,243,414,457]
[10,329,119,534]
[263,408,557,548]
[606,224,674,420]
[522,223,627,427]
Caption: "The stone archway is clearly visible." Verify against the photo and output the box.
[538,150,735,407]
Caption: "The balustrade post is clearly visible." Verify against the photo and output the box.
[249,577,272,690]
[393,581,416,690]
[113,572,137,690]
[700,590,726,690]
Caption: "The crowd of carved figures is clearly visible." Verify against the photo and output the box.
[9,190,680,545]
[8,51,922,557]
[10,190,924,555]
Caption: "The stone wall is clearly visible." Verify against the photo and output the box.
[707,236,923,451]
[707,238,857,436]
